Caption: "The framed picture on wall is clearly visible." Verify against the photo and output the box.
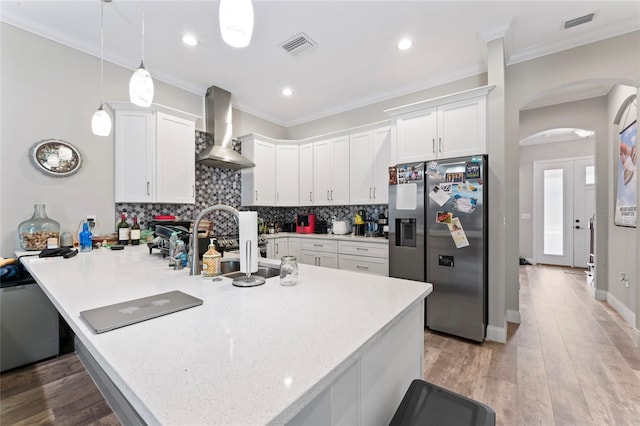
[615,119,637,227]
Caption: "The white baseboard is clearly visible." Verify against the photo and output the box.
[486,317,507,343]
[507,309,521,324]
[606,292,637,328]
[594,289,607,301]
[526,258,536,265]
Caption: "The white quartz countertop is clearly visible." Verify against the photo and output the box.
[21,245,430,425]
[263,232,388,243]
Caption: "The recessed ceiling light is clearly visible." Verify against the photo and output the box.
[182,34,198,47]
[282,87,293,97]
[398,38,412,51]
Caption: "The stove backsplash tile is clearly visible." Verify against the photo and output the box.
[117,131,388,237]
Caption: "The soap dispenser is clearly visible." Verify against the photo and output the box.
[202,238,221,278]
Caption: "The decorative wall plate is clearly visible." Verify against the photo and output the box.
[30,139,82,177]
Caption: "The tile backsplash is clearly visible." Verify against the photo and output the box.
[116,131,388,236]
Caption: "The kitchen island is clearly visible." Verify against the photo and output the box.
[21,245,431,425]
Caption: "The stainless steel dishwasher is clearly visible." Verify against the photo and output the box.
[1,263,59,372]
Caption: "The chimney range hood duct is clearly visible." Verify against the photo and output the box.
[197,86,255,169]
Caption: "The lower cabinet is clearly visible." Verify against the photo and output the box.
[338,241,389,276]
[268,237,389,275]
[300,239,339,268]
[267,237,289,259]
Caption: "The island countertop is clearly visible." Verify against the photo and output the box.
[21,245,431,425]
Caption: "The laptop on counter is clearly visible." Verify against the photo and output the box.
[80,290,203,333]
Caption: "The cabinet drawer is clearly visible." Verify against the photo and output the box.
[301,251,338,269]
[339,255,388,276]
[301,239,338,253]
[338,241,388,258]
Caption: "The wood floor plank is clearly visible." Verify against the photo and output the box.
[482,377,516,426]
[516,345,555,426]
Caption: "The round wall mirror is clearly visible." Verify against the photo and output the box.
[30,139,82,177]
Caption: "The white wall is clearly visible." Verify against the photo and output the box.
[607,85,638,320]
[0,23,284,257]
[518,97,603,259]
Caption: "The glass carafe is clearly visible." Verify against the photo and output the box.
[18,204,60,250]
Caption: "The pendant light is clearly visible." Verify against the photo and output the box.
[91,0,112,136]
[129,0,154,107]
[219,0,254,48]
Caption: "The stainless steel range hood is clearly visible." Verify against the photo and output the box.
[197,86,255,169]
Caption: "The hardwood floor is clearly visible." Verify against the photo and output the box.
[2,264,639,425]
[424,264,640,426]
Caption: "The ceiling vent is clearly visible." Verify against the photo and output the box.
[280,33,316,55]
[563,13,595,29]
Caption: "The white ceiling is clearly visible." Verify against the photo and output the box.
[2,1,639,127]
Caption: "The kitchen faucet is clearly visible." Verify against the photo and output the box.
[189,205,239,275]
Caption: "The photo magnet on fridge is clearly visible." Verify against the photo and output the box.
[436,211,452,224]
[388,166,398,185]
[465,162,481,179]
[445,172,465,183]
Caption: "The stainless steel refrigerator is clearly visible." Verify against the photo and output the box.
[389,156,487,342]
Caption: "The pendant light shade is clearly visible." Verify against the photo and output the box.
[92,104,112,136]
[130,0,154,107]
[92,0,111,137]
[129,60,154,107]
[219,0,254,48]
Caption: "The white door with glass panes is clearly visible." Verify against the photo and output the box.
[533,157,594,267]
[275,144,299,206]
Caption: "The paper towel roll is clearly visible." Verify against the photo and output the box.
[239,211,258,274]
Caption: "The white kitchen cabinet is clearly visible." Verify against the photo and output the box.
[349,126,391,204]
[275,144,299,206]
[299,142,314,206]
[267,237,289,259]
[338,240,389,276]
[288,237,301,260]
[241,137,276,206]
[386,86,494,164]
[111,102,199,204]
[299,238,339,268]
[313,136,349,205]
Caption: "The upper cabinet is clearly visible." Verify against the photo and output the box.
[386,85,494,164]
[110,102,199,204]
[299,142,314,206]
[313,136,349,205]
[275,144,299,206]
[241,136,300,207]
[241,137,276,206]
[349,126,391,205]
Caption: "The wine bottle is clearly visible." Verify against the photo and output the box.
[130,216,141,246]
[117,213,130,245]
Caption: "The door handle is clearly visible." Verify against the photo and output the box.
[438,137,442,153]
[192,185,195,198]
[255,190,258,201]
[369,187,372,199]
[330,190,333,200]
[373,187,376,199]
[310,191,312,202]
[575,226,582,229]
[432,138,436,154]
[327,190,330,201]
[147,181,150,196]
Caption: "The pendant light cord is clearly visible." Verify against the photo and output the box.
[100,0,105,102]
[141,0,145,63]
